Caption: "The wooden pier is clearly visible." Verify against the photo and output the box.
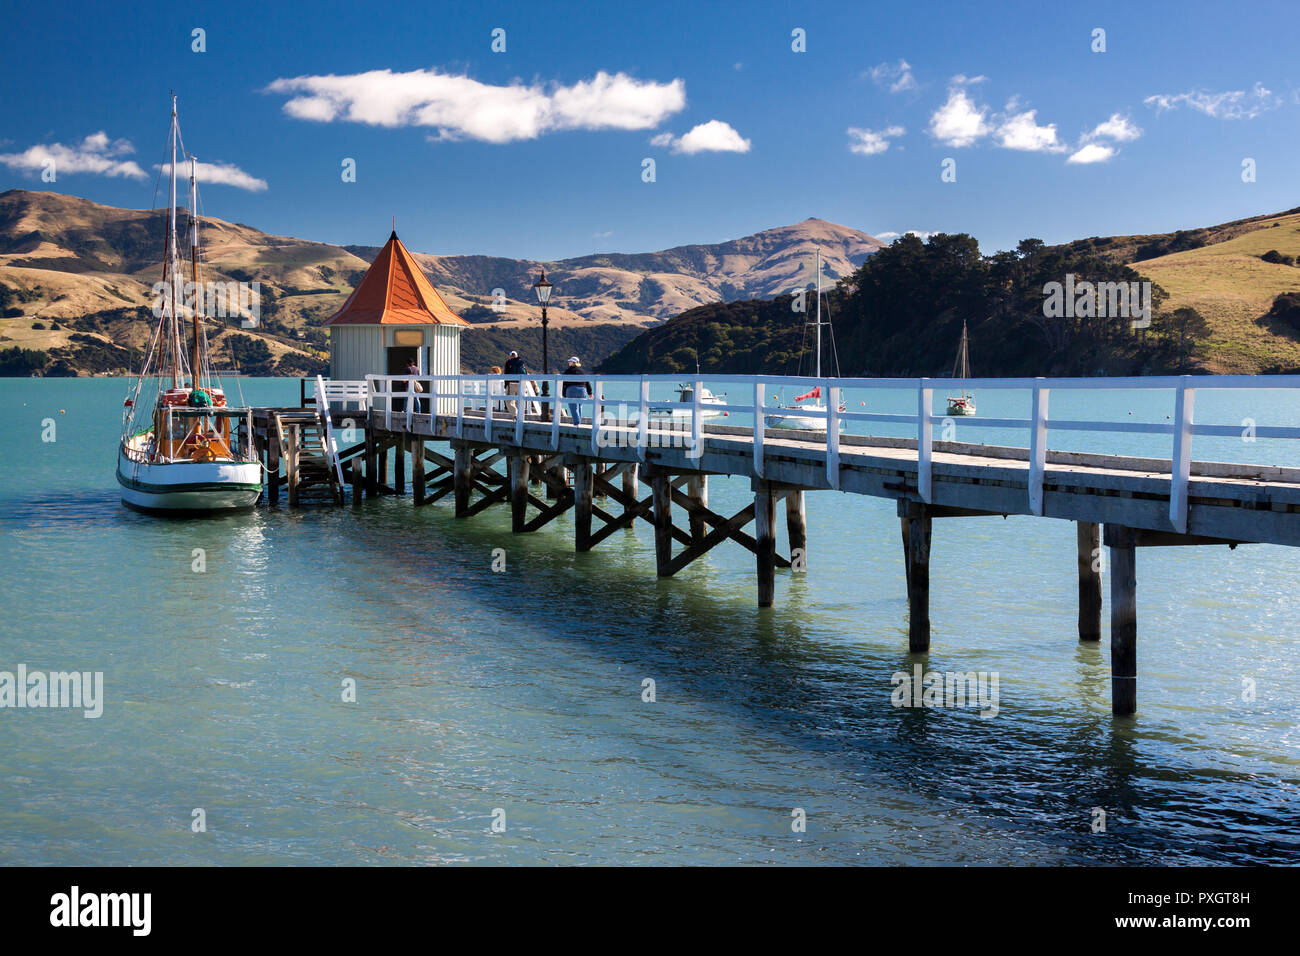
[252,373,1300,716]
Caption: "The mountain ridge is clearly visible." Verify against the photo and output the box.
[0,189,879,375]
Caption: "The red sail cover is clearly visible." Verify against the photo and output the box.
[794,386,821,403]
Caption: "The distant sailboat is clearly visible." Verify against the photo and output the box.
[116,95,262,513]
[946,320,976,417]
[765,248,846,432]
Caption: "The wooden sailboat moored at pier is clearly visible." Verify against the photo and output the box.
[116,95,262,513]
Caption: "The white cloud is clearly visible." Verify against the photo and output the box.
[0,131,146,179]
[866,60,917,94]
[1067,143,1115,164]
[1086,112,1142,142]
[928,88,989,147]
[267,68,686,143]
[878,229,936,241]
[654,120,751,154]
[1065,112,1142,165]
[847,125,905,156]
[996,109,1067,153]
[157,160,268,192]
[1143,82,1280,120]
[951,74,988,86]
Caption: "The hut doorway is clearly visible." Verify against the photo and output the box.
[386,346,420,375]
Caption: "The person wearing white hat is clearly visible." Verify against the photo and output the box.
[563,356,591,424]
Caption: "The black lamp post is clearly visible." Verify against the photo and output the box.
[532,268,553,420]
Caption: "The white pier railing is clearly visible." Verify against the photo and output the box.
[356,372,1300,534]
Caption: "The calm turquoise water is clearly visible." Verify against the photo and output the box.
[1,376,1298,865]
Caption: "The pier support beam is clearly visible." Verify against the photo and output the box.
[286,424,300,507]
[350,455,363,506]
[574,461,593,551]
[547,465,569,500]
[1106,524,1138,716]
[453,444,472,517]
[363,427,376,498]
[905,510,931,652]
[755,482,777,607]
[785,489,807,570]
[1077,521,1103,642]
[621,465,639,521]
[410,438,425,505]
[394,439,406,496]
[509,453,530,532]
[651,468,673,576]
[267,431,281,505]
[688,475,709,544]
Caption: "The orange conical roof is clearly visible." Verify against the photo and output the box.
[324,230,468,327]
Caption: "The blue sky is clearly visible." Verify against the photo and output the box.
[2,0,1298,260]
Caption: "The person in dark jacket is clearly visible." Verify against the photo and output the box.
[563,356,590,424]
[503,350,527,417]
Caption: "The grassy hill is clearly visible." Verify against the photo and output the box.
[1125,212,1300,372]
[1050,207,1300,373]
[603,206,1300,377]
[0,189,878,376]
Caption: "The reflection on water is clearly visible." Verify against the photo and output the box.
[1,378,1298,865]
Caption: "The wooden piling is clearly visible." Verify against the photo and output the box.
[906,511,931,652]
[377,439,389,489]
[267,430,281,505]
[1107,524,1138,715]
[410,437,425,505]
[574,461,593,551]
[509,452,530,532]
[1078,521,1102,642]
[622,465,639,520]
[453,443,472,517]
[363,426,376,498]
[286,424,300,507]
[755,482,777,607]
[394,438,406,495]
[899,517,911,591]
[785,489,807,569]
[651,469,673,576]
[688,475,708,544]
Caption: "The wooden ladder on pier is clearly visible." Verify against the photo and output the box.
[272,408,344,506]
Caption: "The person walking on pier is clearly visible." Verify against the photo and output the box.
[504,350,527,418]
[563,356,591,424]
[406,358,425,413]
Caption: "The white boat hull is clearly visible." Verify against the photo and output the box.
[117,446,262,513]
[765,404,845,432]
[648,405,726,423]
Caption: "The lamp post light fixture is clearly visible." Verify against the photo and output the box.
[532,268,554,420]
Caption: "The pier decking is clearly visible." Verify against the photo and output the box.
[252,373,1300,715]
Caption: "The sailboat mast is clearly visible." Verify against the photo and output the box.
[189,157,202,389]
[815,247,822,379]
[168,94,182,389]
